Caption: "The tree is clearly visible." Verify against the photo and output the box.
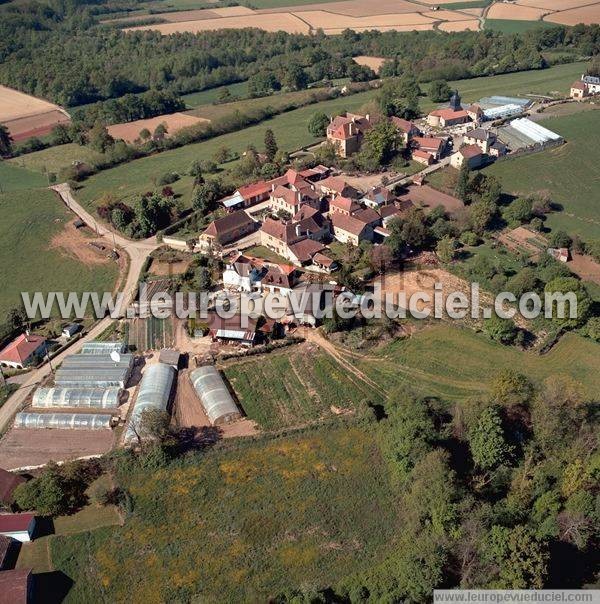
[469,200,496,235]
[50,123,72,145]
[436,236,456,263]
[88,121,114,153]
[195,266,212,291]
[357,120,400,171]
[153,122,168,141]
[134,193,174,238]
[429,80,452,102]
[505,267,538,297]
[192,180,223,215]
[469,406,512,471]
[5,306,27,331]
[188,160,205,185]
[503,197,532,224]
[490,370,534,407]
[483,315,517,345]
[264,128,278,162]
[584,316,600,341]
[455,162,471,202]
[0,124,14,157]
[213,146,231,164]
[548,230,572,248]
[217,87,231,103]
[544,276,591,329]
[283,64,308,90]
[307,112,329,137]
[139,128,151,142]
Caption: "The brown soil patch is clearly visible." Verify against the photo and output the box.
[353,56,386,71]
[568,253,600,285]
[5,110,71,142]
[150,258,191,276]
[462,7,485,16]
[396,184,464,216]
[487,3,549,19]
[0,428,115,470]
[437,19,480,31]
[256,0,426,15]
[174,370,212,429]
[107,112,209,144]
[544,3,600,24]
[50,221,111,266]
[498,226,547,259]
[0,85,65,123]
[517,0,594,9]
[423,9,474,20]
[299,10,435,29]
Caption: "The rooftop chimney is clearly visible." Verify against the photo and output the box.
[295,224,302,237]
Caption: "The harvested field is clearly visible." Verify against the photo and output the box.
[49,221,112,266]
[487,3,549,19]
[142,5,256,21]
[396,184,464,215]
[127,12,312,33]
[568,253,600,286]
[352,55,386,71]
[107,112,209,144]
[322,23,435,33]
[462,7,485,15]
[255,0,427,15]
[0,85,70,142]
[298,10,435,29]
[516,0,596,9]
[423,9,475,20]
[438,18,480,30]
[0,428,115,470]
[544,4,600,24]
[498,226,547,258]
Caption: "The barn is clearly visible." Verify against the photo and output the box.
[190,366,241,425]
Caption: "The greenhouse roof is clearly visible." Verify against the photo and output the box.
[15,412,112,430]
[190,366,241,425]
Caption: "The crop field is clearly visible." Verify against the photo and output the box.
[356,325,600,401]
[486,108,600,240]
[127,317,174,351]
[49,424,398,602]
[0,188,118,319]
[223,344,380,429]
[484,18,558,33]
[107,112,209,144]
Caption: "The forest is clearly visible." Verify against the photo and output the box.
[0,0,599,106]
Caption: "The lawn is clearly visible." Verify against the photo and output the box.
[50,424,399,602]
[224,345,380,429]
[486,108,600,240]
[356,325,600,401]
[0,188,119,319]
[244,244,289,264]
[484,19,557,34]
[0,161,47,192]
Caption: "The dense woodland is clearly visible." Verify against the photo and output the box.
[0,0,599,106]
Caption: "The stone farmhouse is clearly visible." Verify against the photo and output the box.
[570,74,600,99]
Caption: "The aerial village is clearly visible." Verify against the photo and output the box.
[0,74,596,587]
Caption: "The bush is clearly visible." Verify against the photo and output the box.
[157,172,179,186]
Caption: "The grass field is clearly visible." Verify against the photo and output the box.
[50,424,398,602]
[181,81,250,107]
[224,346,380,429]
[0,161,47,191]
[8,143,105,175]
[356,325,600,401]
[484,19,557,34]
[0,188,119,318]
[486,108,600,240]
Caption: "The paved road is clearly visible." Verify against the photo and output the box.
[0,184,159,433]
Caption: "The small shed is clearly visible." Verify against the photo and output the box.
[61,323,81,339]
[159,348,181,369]
[0,514,36,543]
[190,366,241,425]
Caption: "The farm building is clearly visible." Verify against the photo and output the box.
[124,363,175,443]
[0,468,25,506]
[0,534,18,570]
[0,568,33,603]
[31,387,121,409]
[14,413,113,430]
[80,341,126,355]
[497,117,563,151]
[190,366,241,425]
[54,353,133,388]
[482,104,524,121]
[0,514,36,543]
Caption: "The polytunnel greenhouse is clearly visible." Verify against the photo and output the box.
[190,366,241,426]
[32,387,121,409]
[80,341,126,355]
[125,363,175,443]
[15,412,113,430]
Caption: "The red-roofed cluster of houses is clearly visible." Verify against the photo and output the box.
[200,168,418,271]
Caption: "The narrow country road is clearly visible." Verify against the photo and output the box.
[0,184,160,433]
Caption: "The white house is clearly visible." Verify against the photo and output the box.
[223,253,264,292]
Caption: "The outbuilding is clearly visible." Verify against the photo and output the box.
[0,514,36,543]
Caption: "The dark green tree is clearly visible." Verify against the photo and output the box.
[264,128,278,162]
[307,111,330,137]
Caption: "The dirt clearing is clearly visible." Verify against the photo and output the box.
[149,258,191,276]
[49,221,112,266]
[498,226,547,259]
[569,253,600,285]
[353,56,386,71]
[516,0,595,9]
[0,428,115,470]
[107,112,209,144]
[396,184,464,216]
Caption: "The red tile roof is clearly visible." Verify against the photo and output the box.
[271,185,300,208]
[571,81,587,90]
[0,568,31,604]
[460,144,484,159]
[238,180,269,199]
[293,204,320,221]
[203,210,254,241]
[0,334,46,366]
[331,212,369,237]
[330,196,360,214]
[429,108,470,121]
[413,136,444,153]
[354,207,381,226]
[312,252,336,268]
[412,149,434,161]
[390,116,417,133]
[260,218,302,244]
[0,513,35,533]
[288,238,326,263]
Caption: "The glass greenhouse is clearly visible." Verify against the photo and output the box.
[80,341,126,355]
[32,387,121,409]
[124,363,175,443]
[190,366,241,425]
[15,412,113,430]
[54,353,133,388]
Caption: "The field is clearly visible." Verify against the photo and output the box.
[181,81,249,107]
[498,226,547,258]
[487,3,548,21]
[0,85,70,142]
[486,108,600,240]
[223,343,380,429]
[49,424,399,602]
[0,188,119,319]
[352,56,386,71]
[107,112,209,144]
[0,161,47,191]
[544,3,600,25]
[127,317,175,351]
[356,325,600,401]
[8,143,105,175]
[484,18,557,33]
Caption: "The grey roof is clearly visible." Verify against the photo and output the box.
[159,349,180,367]
[55,353,133,387]
[32,387,121,409]
[583,75,600,85]
[190,366,241,425]
[15,412,112,430]
[125,363,175,442]
[80,341,126,355]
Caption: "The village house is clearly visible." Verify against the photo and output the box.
[293,205,330,242]
[379,201,413,227]
[318,176,360,199]
[390,116,421,144]
[223,253,265,292]
[205,312,258,347]
[412,148,435,166]
[411,136,446,160]
[0,568,34,604]
[427,91,471,128]
[329,195,361,216]
[450,144,486,169]
[201,210,256,248]
[287,238,329,266]
[298,164,331,181]
[353,207,382,229]
[0,333,47,370]
[261,264,299,296]
[331,212,374,245]
[570,74,600,99]
[259,218,327,266]
[465,103,484,123]
[463,128,497,153]
[220,181,271,211]
[361,186,395,209]
[311,252,339,273]
[326,112,373,157]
